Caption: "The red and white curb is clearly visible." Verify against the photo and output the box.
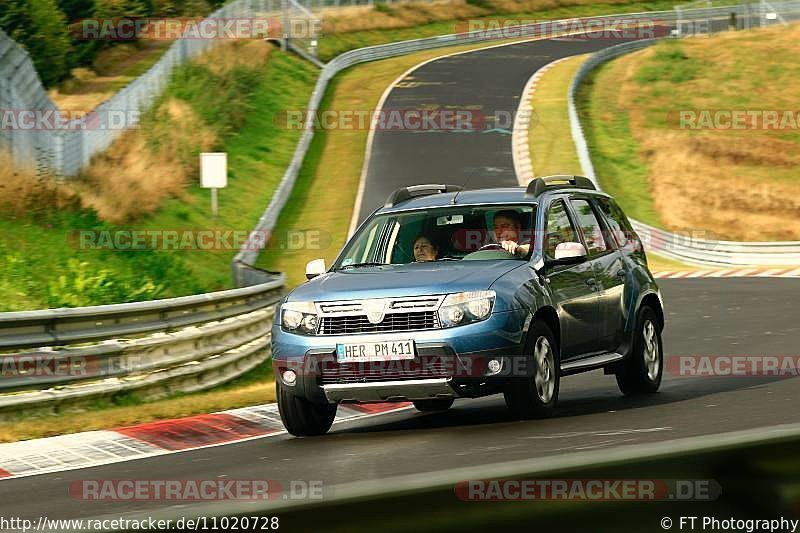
[652,267,800,279]
[0,402,410,480]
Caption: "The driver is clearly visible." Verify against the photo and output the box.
[492,210,530,257]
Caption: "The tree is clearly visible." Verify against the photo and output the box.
[0,0,73,87]
[57,0,96,21]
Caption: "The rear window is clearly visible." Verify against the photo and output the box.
[594,197,641,251]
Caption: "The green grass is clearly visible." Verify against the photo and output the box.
[527,54,586,177]
[0,49,317,311]
[575,59,663,227]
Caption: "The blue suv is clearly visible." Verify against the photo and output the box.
[272,176,665,436]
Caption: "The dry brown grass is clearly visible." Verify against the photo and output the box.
[606,23,800,241]
[76,99,217,222]
[61,41,273,223]
[194,38,273,74]
[321,0,639,33]
[50,41,175,116]
[0,154,77,216]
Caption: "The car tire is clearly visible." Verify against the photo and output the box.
[412,398,454,412]
[277,383,337,437]
[504,320,560,419]
[616,306,663,395]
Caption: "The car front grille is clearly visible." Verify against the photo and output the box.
[318,311,439,335]
[319,355,453,384]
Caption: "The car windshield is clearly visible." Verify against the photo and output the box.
[335,205,536,269]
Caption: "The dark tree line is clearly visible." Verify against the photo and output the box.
[0,0,227,87]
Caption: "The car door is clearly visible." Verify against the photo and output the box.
[567,197,626,353]
[542,197,598,360]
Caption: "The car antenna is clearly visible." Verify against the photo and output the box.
[451,169,478,204]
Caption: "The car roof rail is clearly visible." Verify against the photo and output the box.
[525,175,596,197]
[384,184,464,207]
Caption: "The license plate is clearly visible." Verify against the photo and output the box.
[336,339,416,362]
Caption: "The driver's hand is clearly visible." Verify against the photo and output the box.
[500,240,519,255]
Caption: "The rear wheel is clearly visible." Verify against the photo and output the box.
[277,383,337,436]
[616,306,663,395]
[413,398,454,412]
[504,320,560,419]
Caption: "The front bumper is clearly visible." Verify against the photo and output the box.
[322,378,456,402]
[272,310,527,404]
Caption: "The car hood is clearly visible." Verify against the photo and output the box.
[287,260,525,303]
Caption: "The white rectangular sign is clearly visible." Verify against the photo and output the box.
[200,152,227,188]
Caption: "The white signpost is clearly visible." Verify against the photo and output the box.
[200,152,227,218]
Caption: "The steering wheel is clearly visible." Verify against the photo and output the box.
[479,243,505,251]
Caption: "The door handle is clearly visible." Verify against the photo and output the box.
[616,269,626,278]
[585,277,597,286]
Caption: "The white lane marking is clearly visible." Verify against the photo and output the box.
[521,427,673,439]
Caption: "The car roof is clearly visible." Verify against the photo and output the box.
[376,185,610,215]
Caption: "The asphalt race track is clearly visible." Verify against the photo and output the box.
[2,24,798,524]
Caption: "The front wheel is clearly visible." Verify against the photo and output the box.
[616,306,663,395]
[504,320,560,419]
[277,383,337,436]
[413,398,454,412]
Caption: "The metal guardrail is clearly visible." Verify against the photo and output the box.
[0,276,284,413]
[567,6,800,266]
[237,1,800,269]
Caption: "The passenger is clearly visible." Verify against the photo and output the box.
[492,210,531,257]
[412,234,439,262]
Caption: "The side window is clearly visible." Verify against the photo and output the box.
[595,197,641,251]
[568,198,609,256]
[545,199,579,258]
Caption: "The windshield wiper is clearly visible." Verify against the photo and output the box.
[338,261,388,270]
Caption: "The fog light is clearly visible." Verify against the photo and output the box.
[282,369,297,386]
[487,358,502,374]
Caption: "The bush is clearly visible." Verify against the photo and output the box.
[0,0,74,87]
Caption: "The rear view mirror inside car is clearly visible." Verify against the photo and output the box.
[437,214,464,225]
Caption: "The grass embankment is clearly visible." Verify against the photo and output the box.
[577,22,800,241]
[526,54,695,272]
[0,41,317,311]
[318,0,682,60]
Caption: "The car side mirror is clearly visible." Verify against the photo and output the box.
[305,258,326,280]
[551,242,587,265]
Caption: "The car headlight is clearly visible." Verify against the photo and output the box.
[438,291,495,327]
[281,301,318,335]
